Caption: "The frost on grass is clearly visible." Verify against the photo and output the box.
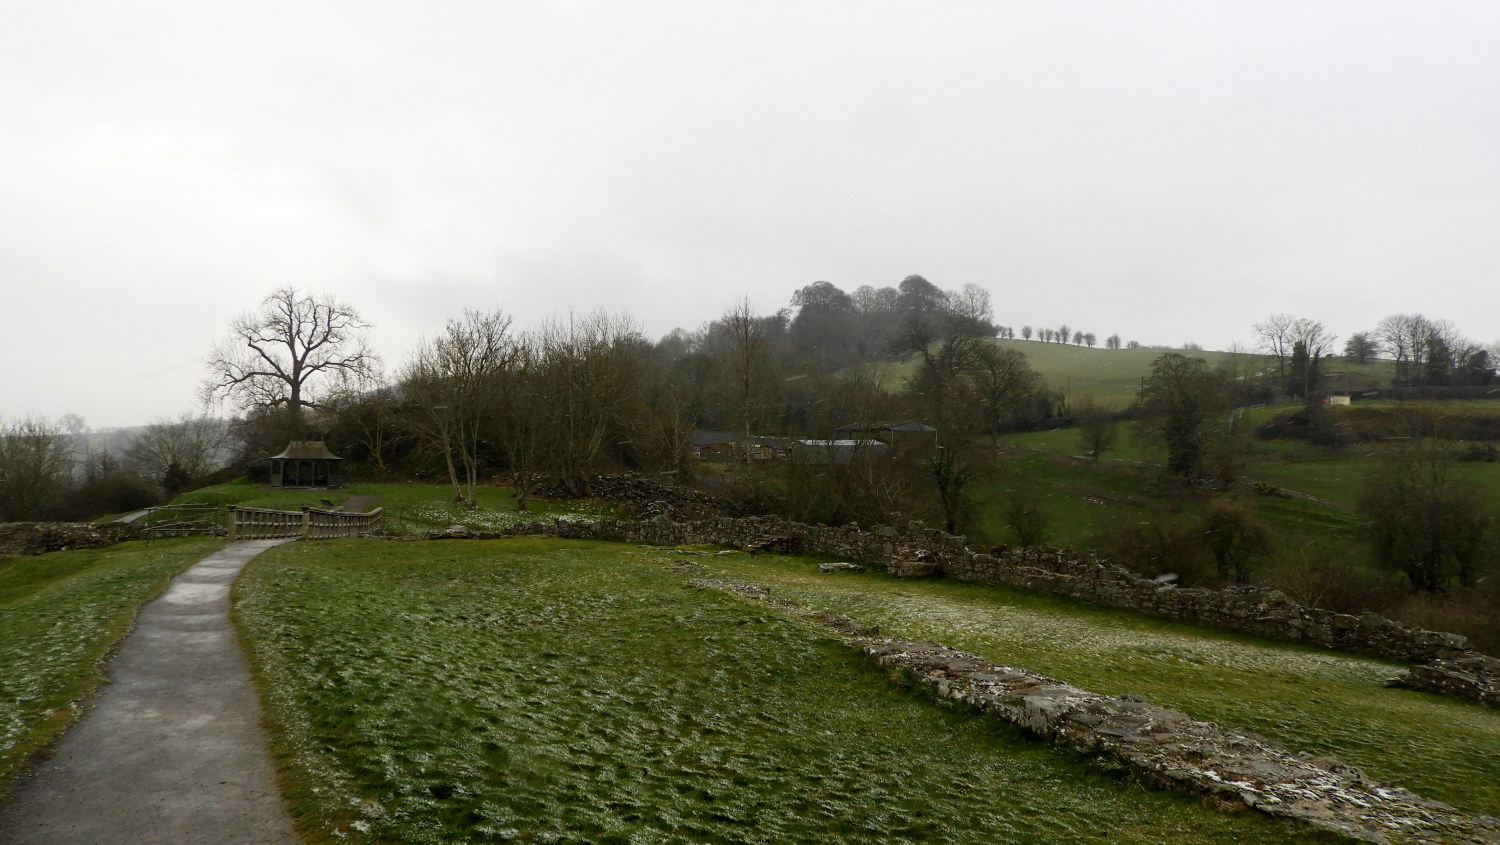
[0,540,219,784]
[385,501,610,535]
[700,554,1500,822]
[236,540,1322,845]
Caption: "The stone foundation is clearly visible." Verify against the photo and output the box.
[451,512,1499,704]
[690,576,1500,845]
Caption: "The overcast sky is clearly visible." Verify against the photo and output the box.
[3,0,1498,428]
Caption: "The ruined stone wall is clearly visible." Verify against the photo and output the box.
[690,575,1500,843]
[938,546,1474,664]
[0,522,144,556]
[476,513,1479,666]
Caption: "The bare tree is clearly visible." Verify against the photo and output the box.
[1139,353,1236,479]
[1359,442,1492,591]
[326,369,408,478]
[403,309,517,508]
[892,312,992,533]
[532,312,646,496]
[1252,313,1297,380]
[126,415,230,494]
[965,345,1044,442]
[1375,313,1433,386]
[1074,401,1118,462]
[205,287,377,430]
[1291,319,1336,358]
[715,300,772,439]
[1255,314,1334,390]
[949,283,996,335]
[1202,498,1272,582]
[0,416,74,520]
[493,338,549,511]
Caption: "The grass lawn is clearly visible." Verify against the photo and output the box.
[341,483,612,534]
[168,479,611,536]
[235,538,1328,844]
[0,538,223,789]
[173,477,351,511]
[700,551,1500,820]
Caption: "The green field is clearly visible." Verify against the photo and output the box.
[0,538,223,788]
[985,401,1500,563]
[234,537,1499,843]
[870,341,1396,408]
[167,480,611,536]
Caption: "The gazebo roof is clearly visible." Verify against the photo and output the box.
[269,440,342,461]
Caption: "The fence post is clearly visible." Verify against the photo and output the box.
[300,506,311,539]
[226,506,238,541]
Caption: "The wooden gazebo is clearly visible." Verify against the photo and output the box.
[268,441,342,488]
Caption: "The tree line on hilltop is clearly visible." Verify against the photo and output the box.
[3,287,1497,607]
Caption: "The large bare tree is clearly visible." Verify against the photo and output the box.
[403,309,517,508]
[1375,313,1433,386]
[205,287,376,429]
[714,300,773,439]
[531,312,646,496]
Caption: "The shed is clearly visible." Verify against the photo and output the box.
[268,441,342,488]
[793,439,887,464]
[835,420,938,456]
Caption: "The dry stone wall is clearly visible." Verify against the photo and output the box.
[452,512,1498,704]
[0,522,143,556]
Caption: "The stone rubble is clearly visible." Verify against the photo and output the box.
[817,562,865,574]
[1392,656,1500,706]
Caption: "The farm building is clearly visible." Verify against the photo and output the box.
[691,430,788,461]
[793,439,887,464]
[835,420,938,454]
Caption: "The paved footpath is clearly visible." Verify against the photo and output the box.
[0,540,301,845]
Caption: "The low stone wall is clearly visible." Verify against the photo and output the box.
[532,474,728,521]
[472,513,1466,661]
[446,512,1498,703]
[939,546,1473,664]
[690,575,1500,845]
[865,637,1500,843]
[1395,657,1500,707]
[0,522,143,556]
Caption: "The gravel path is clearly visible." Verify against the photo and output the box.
[0,540,301,844]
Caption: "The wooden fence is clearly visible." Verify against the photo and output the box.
[226,505,384,541]
[141,504,224,539]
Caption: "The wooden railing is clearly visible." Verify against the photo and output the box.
[141,504,224,539]
[226,505,384,541]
